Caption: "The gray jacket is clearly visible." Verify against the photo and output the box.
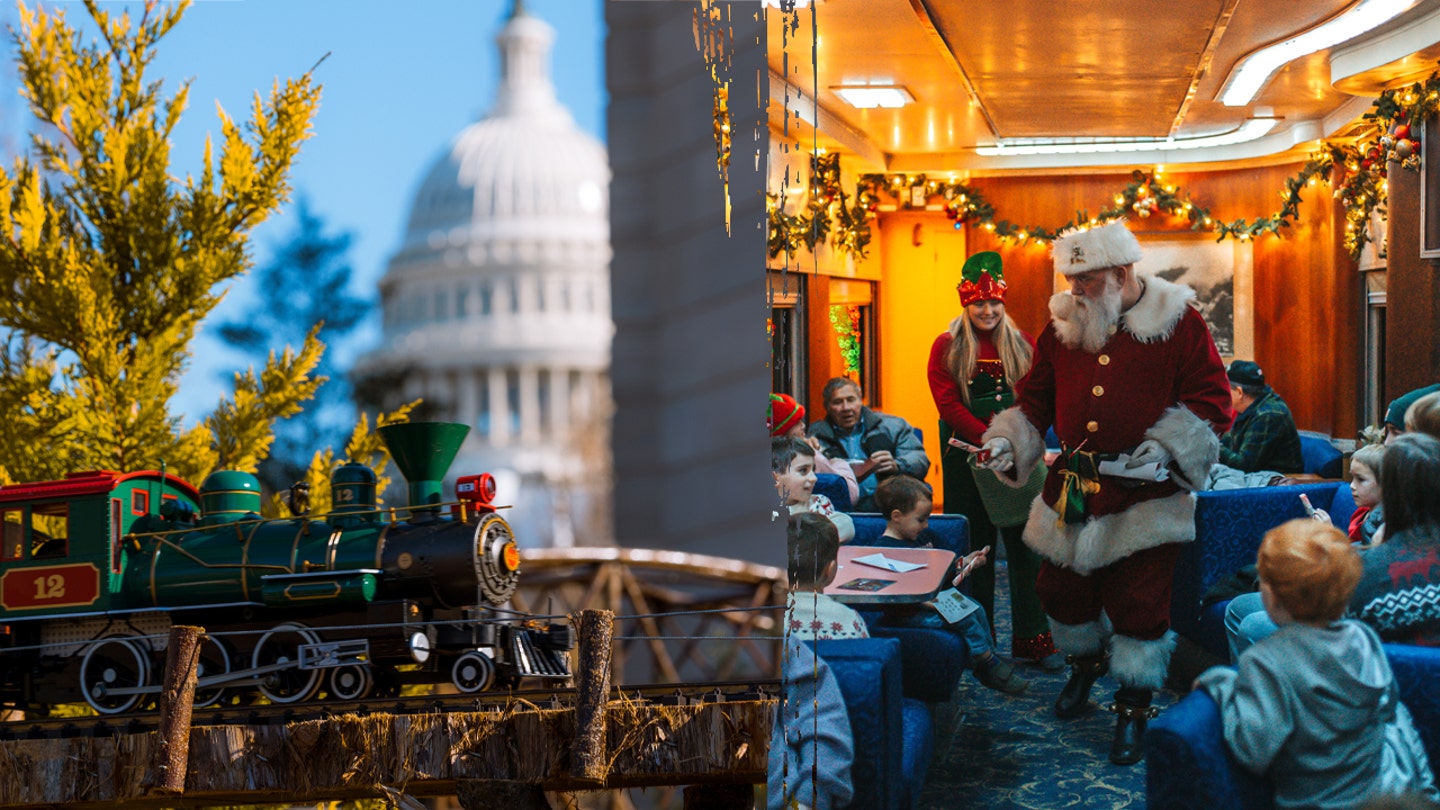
[809,408,929,507]
[1197,620,1438,809]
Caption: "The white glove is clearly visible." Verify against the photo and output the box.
[1127,439,1171,470]
[980,437,1014,472]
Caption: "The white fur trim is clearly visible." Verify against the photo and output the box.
[1109,631,1176,691]
[981,406,1044,486]
[1053,220,1144,275]
[1145,405,1219,492]
[1120,275,1194,343]
[1022,491,1196,575]
[1050,618,1107,657]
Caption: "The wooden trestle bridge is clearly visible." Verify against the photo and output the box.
[0,548,785,810]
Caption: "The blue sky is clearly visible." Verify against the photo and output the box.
[1,0,606,422]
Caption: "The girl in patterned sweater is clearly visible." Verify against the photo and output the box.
[1350,433,1440,642]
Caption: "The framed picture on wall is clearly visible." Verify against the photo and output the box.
[1421,114,1440,258]
[1132,233,1254,361]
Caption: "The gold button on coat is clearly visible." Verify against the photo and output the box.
[1092,386,1105,397]
[1086,420,1099,433]
[1098,355,1111,365]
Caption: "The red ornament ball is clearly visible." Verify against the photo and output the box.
[1394,124,1411,141]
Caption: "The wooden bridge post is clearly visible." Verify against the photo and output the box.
[569,608,614,785]
[145,624,202,796]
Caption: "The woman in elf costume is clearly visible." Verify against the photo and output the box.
[926,251,1060,670]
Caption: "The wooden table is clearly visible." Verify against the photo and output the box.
[823,545,956,605]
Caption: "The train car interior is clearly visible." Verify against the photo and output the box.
[761,1,1440,806]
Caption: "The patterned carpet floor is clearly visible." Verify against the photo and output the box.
[917,561,1188,810]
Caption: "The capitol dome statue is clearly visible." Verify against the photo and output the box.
[354,0,612,548]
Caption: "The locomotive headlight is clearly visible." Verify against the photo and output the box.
[501,541,520,572]
[408,631,432,664]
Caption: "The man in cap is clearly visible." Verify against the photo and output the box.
[975,219,1232,765]
[1385,384,1440,444]
[1218,360,1303,474]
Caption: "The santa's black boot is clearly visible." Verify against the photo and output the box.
[1053,652,1108,718]
[1108,687,1157,766]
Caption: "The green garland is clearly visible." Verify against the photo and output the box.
[767,66,1440,264]
[828,304,862,375]
[767,152,877,262]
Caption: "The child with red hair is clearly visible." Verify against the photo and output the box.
[1196,519,1438,808]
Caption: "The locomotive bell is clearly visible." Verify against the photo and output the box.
[377,422,470,515]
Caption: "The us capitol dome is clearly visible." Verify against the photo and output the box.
[354,0,612,548]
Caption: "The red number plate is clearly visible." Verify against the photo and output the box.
[0,563,101,611]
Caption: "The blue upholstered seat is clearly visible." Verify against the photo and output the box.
[848,513,969,702]
[1170,482,1346,658]
[1147,643,1440,808]
[814,472,853,511]
[1298,432,1344,479]
[809,637,933,810]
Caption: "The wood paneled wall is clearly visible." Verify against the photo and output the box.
[1383,163,1440,403]
[960,165,1360,437]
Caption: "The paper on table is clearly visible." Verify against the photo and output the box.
[1097,455,1170,482]
[852,553,926,573]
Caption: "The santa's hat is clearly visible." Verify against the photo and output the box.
[957,251,1007,306]
[768,393,805,437]
[1052,219,1143,276]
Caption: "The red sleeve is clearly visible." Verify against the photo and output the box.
[1172,308,1235,435]
[927,332,990,445]
[1012,326,1057,437]
[1348,506,1371,543]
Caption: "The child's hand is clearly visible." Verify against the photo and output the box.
[951,546,991,586]
[1310,508,1331,524]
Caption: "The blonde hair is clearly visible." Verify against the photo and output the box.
[1405,391,1440,440]
[944,311,1033,407]
[1257,519,1361,623]
[1350,442,1385,487]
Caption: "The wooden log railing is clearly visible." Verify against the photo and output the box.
[0,607,773,810]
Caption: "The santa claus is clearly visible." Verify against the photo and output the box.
[978,219,1232,765]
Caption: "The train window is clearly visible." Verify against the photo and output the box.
[111,498,123,573]
[30,502,68,559]
[131,490,149,516]
[0,509,22,561]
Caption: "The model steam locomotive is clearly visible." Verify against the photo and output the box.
[0,422,573,715]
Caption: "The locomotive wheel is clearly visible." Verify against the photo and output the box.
[329,664,373,700]
[193,637,233,709]
[451,651,496,693]
[252,622,322,704]
[80,637,151,715]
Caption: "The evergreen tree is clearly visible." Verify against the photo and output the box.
[0,0,398,494]
[217,199,371,492]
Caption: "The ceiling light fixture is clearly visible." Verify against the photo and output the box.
[975,119,1279,156]
[1218,0,1419,107]
[832,86,914,109]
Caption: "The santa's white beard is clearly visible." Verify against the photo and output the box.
[1053,279,1123,353]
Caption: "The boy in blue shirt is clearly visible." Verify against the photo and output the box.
[872,474,1028,694]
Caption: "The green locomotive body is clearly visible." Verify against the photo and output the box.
[0,423,572,715]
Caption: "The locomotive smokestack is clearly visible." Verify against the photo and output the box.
[377,422,471,514]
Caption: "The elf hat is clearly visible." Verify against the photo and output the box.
[768,393,805,437]
[957,251,1007,306]
[1052,219,1144,276]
